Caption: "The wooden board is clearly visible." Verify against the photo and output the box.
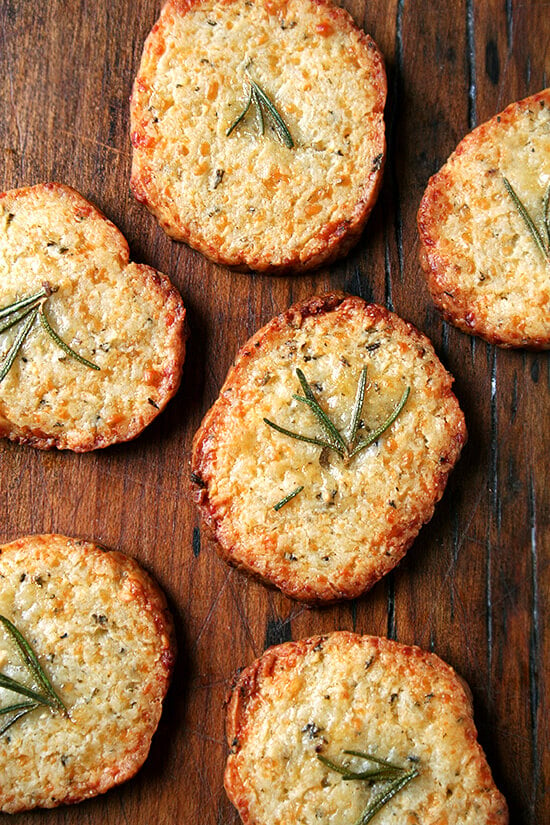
[0,1,548,822]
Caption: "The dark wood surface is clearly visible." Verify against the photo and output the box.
[0,1,548,822]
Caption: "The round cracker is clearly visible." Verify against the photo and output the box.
[0,534,175,813]
[130,0,386,273]
[418,89,550,349]
[0,183,186,451]
[191,293,466,603]
[225,632,508,825]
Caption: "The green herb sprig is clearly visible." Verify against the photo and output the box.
[318,748,419,824]
[0,614,66,736]
[264,368,410,464]
[502,176,550,262]
[226,75,294,148]
[0,282,100,383]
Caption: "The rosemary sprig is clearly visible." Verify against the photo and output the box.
[250,80,294,148]
[318,749,419,825]
[0,614,66,735]
[503,176,550,262]
[226,76,294,148]
[273,485,304,511]
[264,368,410,464]
[0,282,100,383]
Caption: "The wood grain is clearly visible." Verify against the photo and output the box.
[0,1,548,822]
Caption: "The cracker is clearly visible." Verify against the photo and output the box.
[225,632,508,825]
[131,0,386,273]
[0,534,175,813]
[418,89,550,349]
[191,294,466,603]
[0,183,186,451]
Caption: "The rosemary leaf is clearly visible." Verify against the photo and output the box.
[295,369,348,453]
[0,615,66,711]
[317,753,363,779]
[251,80,294,148]
[0,304,39,335]
[252,86,265,136]
[543,182,550,248]
[317,754,400,782]
[0,703,39,737]
[348,366,369,446]
[0,287,47,320]
[273,485,304,511]
[349,387,410,458]
[293,394,348,454]
[226,85,254,137]
[343,750,404,771]
[503,176,549,261]
[0,307,39,383]
[0,701,39,716]
[317,751,404,782]
[355,768,419,825]
[0,673,57,707]
[39,306,100,371]
[343,769,405,783]
[296,367,319,403]
[263,417,338,452]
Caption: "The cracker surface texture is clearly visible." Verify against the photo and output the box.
[418,88,550,349]
[0,534,175,813]
[131,0,386,273]
[0,183,186,451]
[192,294,466,602]
[225,632,509,825]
